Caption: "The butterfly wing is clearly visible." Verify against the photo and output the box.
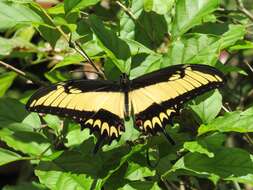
[26,79,125,140]
[129,64,225,133]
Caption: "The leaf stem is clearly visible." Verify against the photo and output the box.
[115,1,154,44]
[235,0,253,22]
[0,60,47,86]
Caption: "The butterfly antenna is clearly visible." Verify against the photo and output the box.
[161,129,176,145]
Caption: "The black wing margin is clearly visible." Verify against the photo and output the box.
[26,79,125,142]
[129,64,225,133]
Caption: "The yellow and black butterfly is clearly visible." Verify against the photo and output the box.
[26,64,224,150]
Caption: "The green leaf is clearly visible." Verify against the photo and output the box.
[189,90,222,124]
[89,15,131,73]
[65,128,90,147]
[229,40,253,51]
[123,39,155,55]
[37,25,61,48]
[0,72,17,97]
[135,11,168,49]
[43,114,61,132]
[130,54,163,79]
[183,141,214,158]
[36,161,94,190]
[64,0,100,14]
[119,181,161,190]
[22,113,41,129]
[198,106,253,135]
[120,0,144,40]
[226,174,253,186]
[0,1,43,31]
[165,148,253,179]
[3,182,47,190]
[0,148,22,166]
[167,25,246,66]
[182,133,225,158]
[171,0,220,37]
[144,0,175,14]
[0,128,51,156]
[0,38,13,55]
[125,162,155,181]
[51,41,103,71]
[0,98,28,127]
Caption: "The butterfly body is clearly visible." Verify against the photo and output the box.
[26,64,224,144]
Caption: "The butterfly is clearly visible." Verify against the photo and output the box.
[26,64,224,150]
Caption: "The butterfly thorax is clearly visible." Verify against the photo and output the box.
[120,73,131,92]
[120,73,131,119]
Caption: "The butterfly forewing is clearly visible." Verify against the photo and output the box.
[26,79,125,140]
[129,64,225,133]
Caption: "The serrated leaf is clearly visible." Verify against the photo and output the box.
[0,1,43,30]
[198,106,253,135]
[171,0,220,37]
[0,128,51,156]
[167,25,246,66]
[0,72,17,97]
[64,0,100,14]
[165,148,253,180]
[189,90,222,124]
[119,181,161,190]
[36,161,94,190]
[89,15,131,73]
[3,182,47,190]
[0,148,22,166]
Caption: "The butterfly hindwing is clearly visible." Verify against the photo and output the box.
[26,79,125,141]
[130,64,225,133]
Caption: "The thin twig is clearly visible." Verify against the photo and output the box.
[222,105,230,113]
[37,4,105,79]
[235,0,253,22]
[244,60,253,73]
[0,60,47,86]
[69,41,105,79]
[245,134,253,146]
[233,181,241,190]
[115,1,154,44]
[116,1,137,20]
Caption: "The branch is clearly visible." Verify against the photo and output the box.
[69,40,106,79]
[37,4,105,79]
[115,1,154,44]
[236,0,253,22]
[0,60,47,86]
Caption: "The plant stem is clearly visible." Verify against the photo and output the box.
[0,60,47,86]
[235,0,253,22]
[37,4,105,78]
[115,1,154,44]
